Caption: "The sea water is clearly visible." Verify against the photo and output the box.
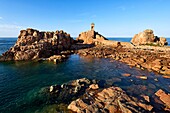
[0,38,170,113]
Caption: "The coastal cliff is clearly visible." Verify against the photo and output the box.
[0,28,74,61]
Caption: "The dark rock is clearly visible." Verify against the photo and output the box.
[46,78,93,104]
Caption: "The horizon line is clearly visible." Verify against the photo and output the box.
[1,36,170,38]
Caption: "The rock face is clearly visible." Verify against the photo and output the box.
[44,78,170,112]
[76,30,107,44]
[131,29,168,46]
[76,24,107,44]
[47,78,93,103]
[68,86,153,113]
[0,28,74,61]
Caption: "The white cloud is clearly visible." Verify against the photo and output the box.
[0,24,23,29]
[0,17,3,20]
[0,24,24,37]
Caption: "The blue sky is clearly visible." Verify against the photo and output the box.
[0,0,170,37]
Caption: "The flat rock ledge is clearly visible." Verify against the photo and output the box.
[77,45,170,76]
[45,78,170,113]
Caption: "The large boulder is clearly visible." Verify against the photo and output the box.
[131,29,168,46]
[0,28,74,61]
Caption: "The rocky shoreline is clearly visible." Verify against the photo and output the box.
[1,24,170,112]
[44,78,170,113]
[76,44,170,77]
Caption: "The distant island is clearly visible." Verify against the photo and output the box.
[0,23,170,112]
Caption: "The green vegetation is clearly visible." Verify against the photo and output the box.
[144,43,162,47]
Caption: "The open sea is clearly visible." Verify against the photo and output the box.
[0,37,170,113]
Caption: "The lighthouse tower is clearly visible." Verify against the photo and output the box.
[91,23,95,31]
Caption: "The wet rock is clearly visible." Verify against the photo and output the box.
[42,78,170,112]
[163,75,170,79]
[137,102,153,111]
[48,55,67,63]
[155,89,170,110]
[136,75,148,80]
[68,86,153,113]
[121,73,131,77]
[67,101,80,112]
[89,84,99,90]
[46,78,93,104]
[76,44,170,76]
[50,86,53,92]
[142,95,150,102]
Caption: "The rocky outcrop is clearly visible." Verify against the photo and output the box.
[0,28,74,61]
[46,78,94,104]
[68,86,153,113]
[131,29,168,46]
[44,78,170,112]
[76,30,107,44]
[48,55,67,63]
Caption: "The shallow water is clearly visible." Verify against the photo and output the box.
[0,38,170,113]
[0,55,170,113]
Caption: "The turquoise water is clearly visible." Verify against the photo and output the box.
[0,38,170,113]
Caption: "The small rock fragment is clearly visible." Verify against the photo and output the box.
[89,84,99,90]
